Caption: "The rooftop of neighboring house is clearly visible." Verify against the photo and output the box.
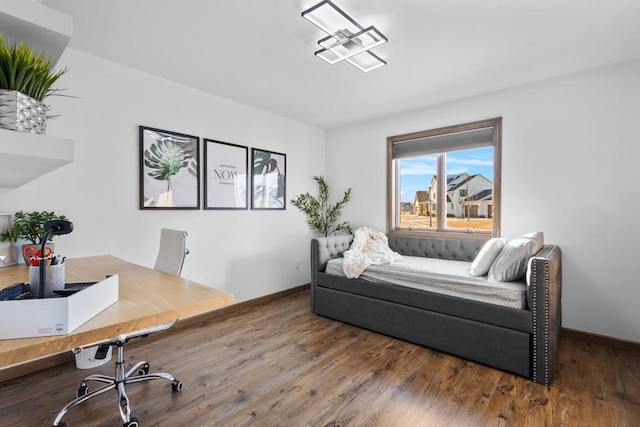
[466,189,493,201]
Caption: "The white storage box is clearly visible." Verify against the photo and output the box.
[0,274,118,339]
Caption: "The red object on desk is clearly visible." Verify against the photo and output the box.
[23,246,52,266]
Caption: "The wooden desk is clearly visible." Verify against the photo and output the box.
[0,255,234,369]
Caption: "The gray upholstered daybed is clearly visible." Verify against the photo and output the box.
[310,234,562,385]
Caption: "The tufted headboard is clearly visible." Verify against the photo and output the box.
[311,234,353,273]
[387,235,484,262]
[311,234,484,275]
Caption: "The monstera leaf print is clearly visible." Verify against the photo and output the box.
[140,127,200,209]
[253,150,285,208]
[144,138,197,193]
[172,139,198,179]
[253,151,278,176]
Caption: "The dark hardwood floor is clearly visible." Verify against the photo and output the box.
[1,289,639,426]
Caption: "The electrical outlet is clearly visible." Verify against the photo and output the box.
[295,259,300,270]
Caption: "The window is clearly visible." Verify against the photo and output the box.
[387,117,501,238]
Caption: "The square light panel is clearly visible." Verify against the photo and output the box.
[302,0,387,72]
[302,0,362,35]
[316,26,388,64]
[346,50,387,72]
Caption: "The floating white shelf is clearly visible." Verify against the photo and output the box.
[0,129,74,188]
[0,1,72,67]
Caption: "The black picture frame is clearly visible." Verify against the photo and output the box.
[251,148,286,210]
[0,213,16,267]
[139,126,200,209]
[204,139,248,210]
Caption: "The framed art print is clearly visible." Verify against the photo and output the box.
[204,139,248,209]
[251,148,286,210]
[139,126,200,209]
[0,213,16,267]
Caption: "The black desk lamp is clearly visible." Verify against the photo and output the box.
[39,220,74,298]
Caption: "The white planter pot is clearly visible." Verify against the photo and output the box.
[0,89,47,135]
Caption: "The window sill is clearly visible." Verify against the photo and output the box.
[388,228,492,241]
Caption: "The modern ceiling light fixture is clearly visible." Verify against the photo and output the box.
[302,0,388,72]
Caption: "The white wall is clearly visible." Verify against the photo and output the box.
[326,58,640,343]
[2,48,638,342]
[0,49,325,303]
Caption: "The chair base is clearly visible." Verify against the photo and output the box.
[52,322,182,427]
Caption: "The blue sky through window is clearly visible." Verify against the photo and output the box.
[399,147,494,203]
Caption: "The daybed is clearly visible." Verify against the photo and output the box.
[310,233,562,385]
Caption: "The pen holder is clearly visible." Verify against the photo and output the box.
[29,264,65,298]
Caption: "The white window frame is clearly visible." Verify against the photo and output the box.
[386,117,502,239]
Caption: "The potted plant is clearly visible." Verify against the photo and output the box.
[0,210,67,263]
[0,33,68,135]
[290,176,352,236]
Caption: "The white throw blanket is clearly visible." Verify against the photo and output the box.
[343,227,402,279]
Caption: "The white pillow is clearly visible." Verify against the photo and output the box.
[488,238,537,282]
[521,231,544,254]
[468,238,506,277]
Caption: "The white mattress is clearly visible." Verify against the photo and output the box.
[325,255,527,309]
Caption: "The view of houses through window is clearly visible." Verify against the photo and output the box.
[399,147,494,233]
[388,118,501,236]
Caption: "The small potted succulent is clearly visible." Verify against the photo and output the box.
[0,210,67,264]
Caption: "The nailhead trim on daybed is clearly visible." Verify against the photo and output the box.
[531,254,554,386]
[532,258,539,384]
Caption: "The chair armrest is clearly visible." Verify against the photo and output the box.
[527,245,562,385]
[310,235,353,312]
[311,235,353,273]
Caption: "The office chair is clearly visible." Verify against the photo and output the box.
[52,229,190,427]
[154,228,189,276]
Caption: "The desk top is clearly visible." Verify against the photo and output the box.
[0,255,234,369]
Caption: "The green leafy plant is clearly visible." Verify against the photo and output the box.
[0,211,67,244]
[144,138,197,193]
[290,176,352,236]
[0,34,67,102]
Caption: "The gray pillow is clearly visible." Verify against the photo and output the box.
[521,231,543,254]
[488,238,537,282]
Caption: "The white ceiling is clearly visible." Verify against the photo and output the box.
[42,0,640,129]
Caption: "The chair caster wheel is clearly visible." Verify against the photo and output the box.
[172,380,183,392]
[124,417,139,427]
[54,423,69,427]
[77,382,88,398]
[137,363,149,376]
